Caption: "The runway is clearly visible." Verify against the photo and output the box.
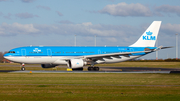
[100,67,180,71]
[0,66,180,73]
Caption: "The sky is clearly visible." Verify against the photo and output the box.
[0,0,180,59]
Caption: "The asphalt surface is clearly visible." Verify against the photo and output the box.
[100,67,180,71]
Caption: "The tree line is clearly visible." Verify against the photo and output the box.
[0,52,8,63]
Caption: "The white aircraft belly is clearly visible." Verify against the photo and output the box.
[5,56,66,64]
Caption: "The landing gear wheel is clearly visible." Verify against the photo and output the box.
[21,67,25,71]
[88,67,94,71]
[93,67,99,71]
[88,66,99,71]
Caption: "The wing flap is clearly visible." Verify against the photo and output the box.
[82,50,152,59]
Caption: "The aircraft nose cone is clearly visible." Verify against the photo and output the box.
[3,54,15,63]
[4,53,10,57]
[3,53,12,60]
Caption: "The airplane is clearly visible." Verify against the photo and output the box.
[4,21,170,71]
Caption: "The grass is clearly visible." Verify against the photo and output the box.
[0,62,180,100]
[0,73,180,101]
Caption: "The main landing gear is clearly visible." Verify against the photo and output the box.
[88,66,99,71]
[21,63,25,71]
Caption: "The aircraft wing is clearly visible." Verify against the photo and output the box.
[63,46,172,60]
[81,50,152,59]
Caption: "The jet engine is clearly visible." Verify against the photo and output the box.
[41,64,57,68]
[67,59,87,69]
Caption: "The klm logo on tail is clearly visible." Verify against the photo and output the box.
[143,31,156,40]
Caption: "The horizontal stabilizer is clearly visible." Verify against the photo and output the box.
[154,46,173,51]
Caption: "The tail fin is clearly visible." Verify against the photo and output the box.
[130,21,161,47]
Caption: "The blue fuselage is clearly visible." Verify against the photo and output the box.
[3,46,156,65]
[4,46,156,57]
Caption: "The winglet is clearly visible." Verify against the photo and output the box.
[130,21,162,47]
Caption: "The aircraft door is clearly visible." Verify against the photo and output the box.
[98,50,101,54]
[47,49,52,56]
[21,49,26,56]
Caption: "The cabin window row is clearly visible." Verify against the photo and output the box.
[102,51,125,53]
[29,52,95,54]
[29,52,43,53]
[65,52,95,53]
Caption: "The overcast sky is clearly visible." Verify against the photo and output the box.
[0,0,180,59]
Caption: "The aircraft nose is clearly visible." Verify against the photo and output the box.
[3,54,14,63]
[3,53,11,59]
[4,53,9,57]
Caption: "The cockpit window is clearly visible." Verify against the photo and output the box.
[8,51,15,53]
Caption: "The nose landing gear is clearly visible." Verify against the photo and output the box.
[21,63,25,71]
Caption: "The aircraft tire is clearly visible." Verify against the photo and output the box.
[21,67,25,71]
[94,67,99,71]
[88,67,94,71]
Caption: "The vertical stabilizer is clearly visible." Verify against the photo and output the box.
[130,21,161,47]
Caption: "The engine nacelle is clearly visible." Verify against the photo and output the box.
[67,59,87,69]
[41,64,57,68]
